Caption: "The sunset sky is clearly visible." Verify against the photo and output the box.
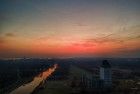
[0,0,140,58]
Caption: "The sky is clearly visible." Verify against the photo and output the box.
[0,0,140,58]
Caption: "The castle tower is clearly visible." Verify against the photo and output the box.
[100,60,112,87]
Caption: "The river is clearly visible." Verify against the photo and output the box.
[10,64,57,94]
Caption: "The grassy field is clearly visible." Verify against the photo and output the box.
[35,80,71,94]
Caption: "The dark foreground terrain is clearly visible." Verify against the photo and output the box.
[0,58,140,94]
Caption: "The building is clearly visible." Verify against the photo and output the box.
[100,60,112,87]
[70,59,112,93]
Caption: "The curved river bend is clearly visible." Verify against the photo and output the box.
[10,64,57,94]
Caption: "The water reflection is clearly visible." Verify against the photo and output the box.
[10,64,57,94]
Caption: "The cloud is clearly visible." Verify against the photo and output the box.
[127,35,140,40]
[85,24,140,45]
[0,32,17,45]
[0,37,7,49]
[86,37,124,44]
[72,41,96,47]
[116,47,140,57]
[0,37,5,44]
[5,32,16,37]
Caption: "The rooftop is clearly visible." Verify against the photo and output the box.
[101,60,111,68]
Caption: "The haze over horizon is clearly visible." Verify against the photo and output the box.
[0,0,140,58]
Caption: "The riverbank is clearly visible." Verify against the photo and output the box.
[0,77,33,94]
[10,64,57,94]
[32,80,71,94]
[32,65,95,94]
[32,65,74,94]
